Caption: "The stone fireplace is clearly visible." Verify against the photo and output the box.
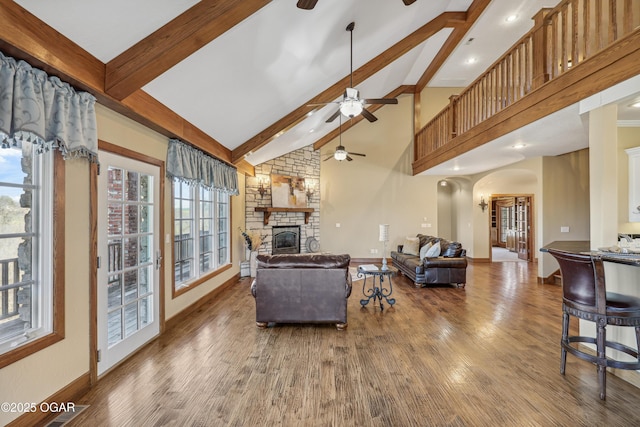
[272,226,301,254]
[244,145,320,256]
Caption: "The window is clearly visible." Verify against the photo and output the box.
[173,181,230,291]
[0,141,63,364]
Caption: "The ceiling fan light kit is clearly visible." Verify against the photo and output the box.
[314,21,398,124]
[334,147,348,161]
[340,98,364,118]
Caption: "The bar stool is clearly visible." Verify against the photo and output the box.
[548,249,640,400]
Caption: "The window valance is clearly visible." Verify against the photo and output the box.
[0,51,98,162]
[167,139,239,195]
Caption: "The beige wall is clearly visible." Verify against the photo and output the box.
[418,86,464,126]
[319,94,445,257]
[0,104,245,426]
[539,149,591,278]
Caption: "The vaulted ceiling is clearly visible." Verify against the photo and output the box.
[6,0,609,172]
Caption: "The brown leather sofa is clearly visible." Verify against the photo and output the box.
[390,234,467,288]
[250,253,352,330]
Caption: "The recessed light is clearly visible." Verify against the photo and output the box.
[307,111,314,117]
[466,57,478,65]
[631,101,640,108]
[512,143,527,149]
[452,165,460,171]
[309,129,315,133]
[440,180,448,187]
[505,14,518,23]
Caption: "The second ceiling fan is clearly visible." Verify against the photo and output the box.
[324,117,366,162]
[297,0,416,10]
[313,21,398,124]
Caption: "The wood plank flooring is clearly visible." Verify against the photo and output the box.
[69,262,640,426]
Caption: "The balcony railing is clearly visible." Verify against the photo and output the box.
[415,0,640,167]
[0,258,20,321]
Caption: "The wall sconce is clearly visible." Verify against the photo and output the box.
[305,179,315,203]
[258,178,267,198]
[478,194,488,212]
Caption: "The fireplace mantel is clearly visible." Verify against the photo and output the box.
[255,207,314,225]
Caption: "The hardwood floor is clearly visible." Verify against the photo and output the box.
[68,262,640,426]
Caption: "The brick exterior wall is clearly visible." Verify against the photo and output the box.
[245,145,320,255]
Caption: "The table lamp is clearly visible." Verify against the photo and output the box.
[379,224,389,270]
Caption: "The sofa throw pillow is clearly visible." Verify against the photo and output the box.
[442,242,463,257]
[402,237,420,256]
[419,242,433,260]
[424,241,441,258]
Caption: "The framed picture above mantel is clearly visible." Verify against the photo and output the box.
[271,173,306,208]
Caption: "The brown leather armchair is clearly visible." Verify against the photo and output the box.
[251,253,352,330]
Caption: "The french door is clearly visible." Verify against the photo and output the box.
[516,196,531,261]
[97,150,161,375]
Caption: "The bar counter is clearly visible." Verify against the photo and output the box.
[541,240,640,389]
[541,240,640,266]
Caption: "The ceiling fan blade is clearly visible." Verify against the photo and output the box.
[325,109,341,123]
[350,152,366,157]
[361,108,378,123]
[403,0,417,5]
[346,155,353,161]
[364,98,398,105]
[297,0,318,10]
[323,155,334,161]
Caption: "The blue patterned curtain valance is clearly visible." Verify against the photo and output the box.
[167,139,239,195]
[0,51,98,162]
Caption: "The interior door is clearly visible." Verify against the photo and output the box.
[97,150,161,376]
[516,196,530,260]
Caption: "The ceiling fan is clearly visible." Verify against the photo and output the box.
[313,22,398,124]
[324,117,366,162]
[297,0,416,10]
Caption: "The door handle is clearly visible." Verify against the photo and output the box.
[155,250,162,270]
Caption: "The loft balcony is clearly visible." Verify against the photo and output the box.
[413,0,640,175]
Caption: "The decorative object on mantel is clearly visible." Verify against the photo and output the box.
[239,227,268,277]
[254,207,314,225]
[271,173,306,208]
[379,224,389,271]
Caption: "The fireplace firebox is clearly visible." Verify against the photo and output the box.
[272,226,300,255]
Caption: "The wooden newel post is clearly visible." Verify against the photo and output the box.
[448,95,459,140]
[531,8,552,90]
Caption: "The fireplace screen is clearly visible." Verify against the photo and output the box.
[272,226,300,254]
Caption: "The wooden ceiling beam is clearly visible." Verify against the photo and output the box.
[231,11,467,164]
[0,0,232,163]
[105,0,271,100]
[415,0,491,91]
[313,85,415,151]
[0,0,105,93]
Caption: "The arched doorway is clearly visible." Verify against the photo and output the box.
[474,169,537,263]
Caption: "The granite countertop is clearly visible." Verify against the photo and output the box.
[541,240,640,267]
